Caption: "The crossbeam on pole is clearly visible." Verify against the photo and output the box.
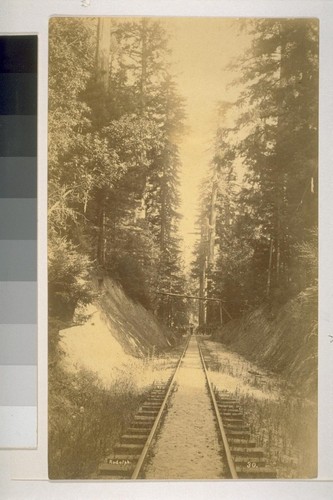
[155,291,233,320]
[155,290,223,303]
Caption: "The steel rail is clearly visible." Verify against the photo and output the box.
[197,338,238,479]
[131,335,190,479]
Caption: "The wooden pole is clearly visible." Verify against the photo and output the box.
[156,291,223,302]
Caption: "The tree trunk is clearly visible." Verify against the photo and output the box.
[96,189,106,268]
[160,164,167,251]
[140,18,148,114]
[274,23,288,288]
[199,257,207,327]
[96,18,111,92]
[208,176,218,266]
[199,217,209,327]
[266,237,274,297]
[95,20,112,268]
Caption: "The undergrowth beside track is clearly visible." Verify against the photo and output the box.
[214,287,317,399]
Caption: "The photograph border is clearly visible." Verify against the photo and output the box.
[0,0,332,498]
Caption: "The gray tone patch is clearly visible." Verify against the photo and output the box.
[0,240,36,281]
[0,74,37,115]
[0,281,37,323]
[0,406,37,448]
[0,157,36,198]
[0,324,37,365]
[0,366,37,406]
[0,199,36,240]
[0,115,36,156]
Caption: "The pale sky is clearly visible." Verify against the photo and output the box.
[160,18,251,267]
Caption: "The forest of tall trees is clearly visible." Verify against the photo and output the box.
[48,18,188,328]
[193,19,318,325]
[49,17,318,332]
[47,17,319,482]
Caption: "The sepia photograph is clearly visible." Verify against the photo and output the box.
[48,16,318,480]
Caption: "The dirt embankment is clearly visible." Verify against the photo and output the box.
[58,278,176,387]
[50,278,181,479]
[98,277,174,355]
[214,288,317,399]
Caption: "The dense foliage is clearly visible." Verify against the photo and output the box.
[48,18,188,325]
[193,19,318,324]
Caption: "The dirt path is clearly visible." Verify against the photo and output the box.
[144,336,225,479]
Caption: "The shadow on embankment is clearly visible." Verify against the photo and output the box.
[213,288,317,399]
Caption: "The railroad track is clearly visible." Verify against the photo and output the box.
[198,339,277,479]
[98,335,276,480]
[98,336,190,479]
